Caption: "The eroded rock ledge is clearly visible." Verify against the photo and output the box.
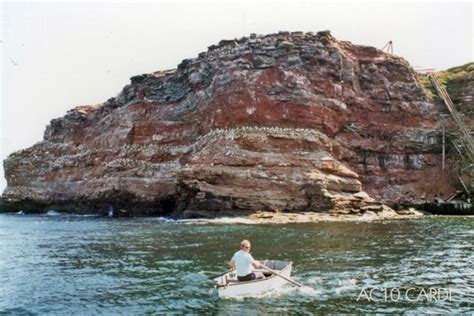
[1,31,452,216]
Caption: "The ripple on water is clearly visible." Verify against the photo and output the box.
[0,215,472,314]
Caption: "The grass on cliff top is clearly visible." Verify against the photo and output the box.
[437,62,474,86]
[418,61,473,102]
[444,62,474,75]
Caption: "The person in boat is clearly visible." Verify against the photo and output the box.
[229,240,265,282]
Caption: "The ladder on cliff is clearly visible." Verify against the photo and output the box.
[429,73,474,194]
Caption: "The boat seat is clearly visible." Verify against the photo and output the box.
[228,272,273,283]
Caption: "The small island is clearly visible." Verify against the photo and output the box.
[1,31,472,219]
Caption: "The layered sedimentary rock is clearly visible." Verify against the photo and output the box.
[1,31,451,215]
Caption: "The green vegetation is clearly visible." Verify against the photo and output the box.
[417,73,435,99]
[441,62,474,79]
[436,62,474,98]
[417,62,473,113]
[417,62,474,196]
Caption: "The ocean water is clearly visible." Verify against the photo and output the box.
[0,214,472,314]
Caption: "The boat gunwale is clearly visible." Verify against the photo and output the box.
[215,261,292,287]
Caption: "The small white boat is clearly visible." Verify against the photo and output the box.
[213,260,293,298]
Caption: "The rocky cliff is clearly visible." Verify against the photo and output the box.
[1,31,454,216]
[420,62,474,197]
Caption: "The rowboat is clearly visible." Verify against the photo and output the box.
[213,260,293,298]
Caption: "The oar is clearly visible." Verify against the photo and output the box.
[258,264,304,287]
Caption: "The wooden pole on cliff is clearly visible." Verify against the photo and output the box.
[442,124,445,171]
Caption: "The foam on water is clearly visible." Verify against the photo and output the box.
[168,243,203,249]
[333,278,358,295]
[46,210,61,216]
[208,217,257,224]
[178,217,257,225]
[158,259,193,265]
[296,285,322,296]
[155,216,178,223]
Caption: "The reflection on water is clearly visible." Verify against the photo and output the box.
[0,214,472,314]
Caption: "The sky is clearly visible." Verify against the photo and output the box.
[0,0,473,192]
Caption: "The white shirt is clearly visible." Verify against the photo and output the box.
[231,250,255,276]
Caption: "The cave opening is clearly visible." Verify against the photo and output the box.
[159,197,177,215]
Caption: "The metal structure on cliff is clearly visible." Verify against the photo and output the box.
[429,73,474,195]
[382,41,393,54]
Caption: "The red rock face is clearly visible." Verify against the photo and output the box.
[1,31,451,215]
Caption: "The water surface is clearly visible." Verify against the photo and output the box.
[0,214,472,314]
